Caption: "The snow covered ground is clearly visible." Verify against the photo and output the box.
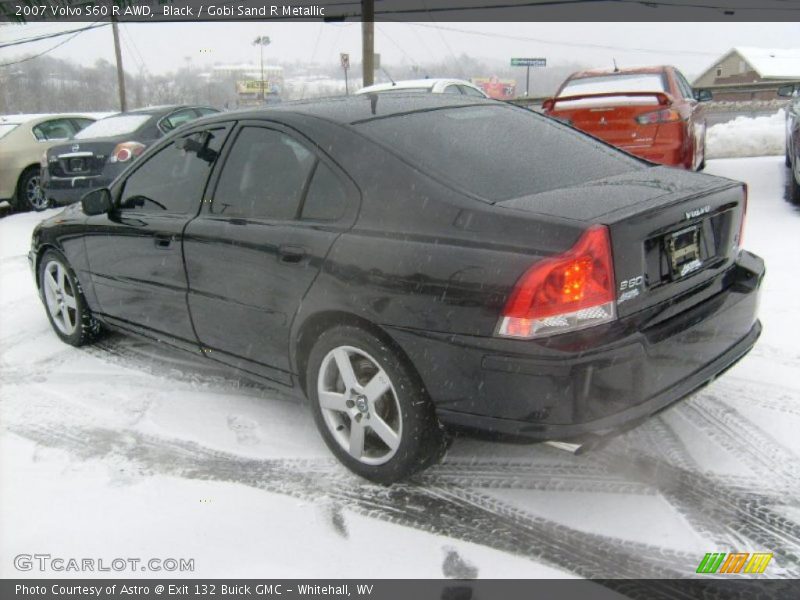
[1,156,799,579]
[706,110,786,159]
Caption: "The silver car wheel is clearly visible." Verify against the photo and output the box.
[317,345,402,465]
[27,174,48,211]
[43,260,78,336]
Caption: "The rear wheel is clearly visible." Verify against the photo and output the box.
[306,325,445,483]
[790,161,800,205]
[14,167,49,212]
[39,250,101,346]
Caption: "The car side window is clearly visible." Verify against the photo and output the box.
[194,107,220,117]
[443,85,462,94]
[301,161,348,222]
[119,129,224,214]
[459,85,485,97]
[675,71,694,100]
[70,118,95,133]
[32,118,75,141]
[212,126,315,220]
[160,108,200,133]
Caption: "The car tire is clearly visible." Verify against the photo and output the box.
[696,128,707,171]
[14,166,49,212]
[790,163,800,205]
[306,325,446,484]
[39,249,101,347]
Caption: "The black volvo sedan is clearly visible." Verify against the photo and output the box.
[29,94,764,483]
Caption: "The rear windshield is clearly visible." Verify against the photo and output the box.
[559,73,666,97]
[73,115,150,139]
[356,104,642,202]
[0,123,19,139]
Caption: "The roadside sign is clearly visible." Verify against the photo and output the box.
[340,53,350,70]
[511,58,546,68]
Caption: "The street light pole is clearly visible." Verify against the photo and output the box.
[252,35,271,102]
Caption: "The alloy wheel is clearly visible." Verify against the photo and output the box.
[317,345,402,465]
[43,260,78,336]
[27,174,48,211]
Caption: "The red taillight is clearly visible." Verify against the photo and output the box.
[635,108,682,125]
[738,184,748,248]
[497,225,617,339]
[110,141,145,163]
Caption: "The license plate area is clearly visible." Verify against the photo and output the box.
[666,225,703,279]
[69,158,85,172]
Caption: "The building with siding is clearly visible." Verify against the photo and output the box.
[693,47,800,101]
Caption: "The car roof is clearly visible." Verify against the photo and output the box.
[104,105,197,118]
[356,78,475,93]
[0,113,104,126]
[568,66,670,80]
[195,93,493,127]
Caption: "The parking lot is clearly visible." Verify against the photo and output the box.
[0,155,798,578]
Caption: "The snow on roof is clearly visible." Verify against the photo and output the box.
[735,47,800,80]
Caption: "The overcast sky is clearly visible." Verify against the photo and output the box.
[1,21,798,79]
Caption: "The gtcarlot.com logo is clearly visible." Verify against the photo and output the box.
[14,554,195,573]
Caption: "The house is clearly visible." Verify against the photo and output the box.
[693,47,800,101]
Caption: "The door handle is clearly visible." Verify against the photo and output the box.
[278,245,307,264]
[154,233,175,249]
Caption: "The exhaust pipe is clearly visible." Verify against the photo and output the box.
[543,440,582,454]
[544,435,614,455]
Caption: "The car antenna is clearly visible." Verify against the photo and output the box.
[382,67,397,86]
[613,58,619,73]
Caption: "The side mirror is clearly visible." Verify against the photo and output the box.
[777,84,798,98]
[81,188,113,216]
[694,89,713,102]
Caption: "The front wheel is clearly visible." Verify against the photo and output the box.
[306,325,445,483]
[39,250,101,346]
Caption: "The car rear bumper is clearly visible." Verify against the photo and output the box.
[42,174,112,206]
[386,250,764,441]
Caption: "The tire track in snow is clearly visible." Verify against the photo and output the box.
[8,423,699,581]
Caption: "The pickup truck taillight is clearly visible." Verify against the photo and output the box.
[497,225,617,339]
[109,141,146,163]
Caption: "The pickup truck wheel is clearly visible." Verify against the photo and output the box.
[307,325,445,484]
[39,250,101,346]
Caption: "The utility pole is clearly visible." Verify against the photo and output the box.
[361,0,374,88]
[111,17,127,112]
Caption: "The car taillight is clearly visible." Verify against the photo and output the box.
[635,108,682,125]
[497,225,617,339]
[109,141,145,163]
[738,184,748,248]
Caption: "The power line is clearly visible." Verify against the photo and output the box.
[398,21,725,57]
[324,0,800,18]
[0,24,102,67]
[0,23,109,50]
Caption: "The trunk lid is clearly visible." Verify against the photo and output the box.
[496,166,746,318]
[547,92,671,151]
[47,140,118,178]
